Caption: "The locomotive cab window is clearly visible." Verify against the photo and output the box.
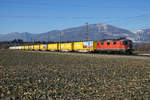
[123,41,128,45]
[129,41,133,47]
[113,42,117,45]
[107,42,110,45]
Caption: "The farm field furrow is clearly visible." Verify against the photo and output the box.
[0,50,150,99]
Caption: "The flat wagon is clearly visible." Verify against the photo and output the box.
[40,44,48,51]
[73,41,97,52]
[21,46,25,50]
[28,45,34,50]
[48,43,58,51]
[59,43,73,52]
[24,46,29,50]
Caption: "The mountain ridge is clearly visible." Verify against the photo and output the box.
[0,23,150,43]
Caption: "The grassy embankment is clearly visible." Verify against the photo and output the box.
[0,50,150,99]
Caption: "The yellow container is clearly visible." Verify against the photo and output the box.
[73,41,97,52]
[40,44,48,51]
[33,45,40,50]
[24,45,29,50]
[28,45,34,50]
[58,43,73,51]
[21,46,25,50]
[48,43,58,51]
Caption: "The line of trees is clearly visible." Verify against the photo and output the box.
[0,39,26,49]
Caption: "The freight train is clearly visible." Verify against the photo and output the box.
[9,38,133,54]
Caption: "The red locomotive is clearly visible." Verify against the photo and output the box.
[96,38,133,54]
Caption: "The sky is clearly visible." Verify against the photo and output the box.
[0,0,150,34]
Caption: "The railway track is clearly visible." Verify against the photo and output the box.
[25,50,150,59]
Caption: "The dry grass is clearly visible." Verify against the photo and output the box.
[0,50,150,99]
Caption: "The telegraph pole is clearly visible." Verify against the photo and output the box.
[33,39,35,51]
[101,27,105,40]
[86,22,88,41]
[30,38,33,44]
[48,34,50,43]
[59,31,62,52]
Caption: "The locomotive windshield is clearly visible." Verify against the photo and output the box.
[123,41,128,45]
[123,40,133,48]
[129,40,133,48]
